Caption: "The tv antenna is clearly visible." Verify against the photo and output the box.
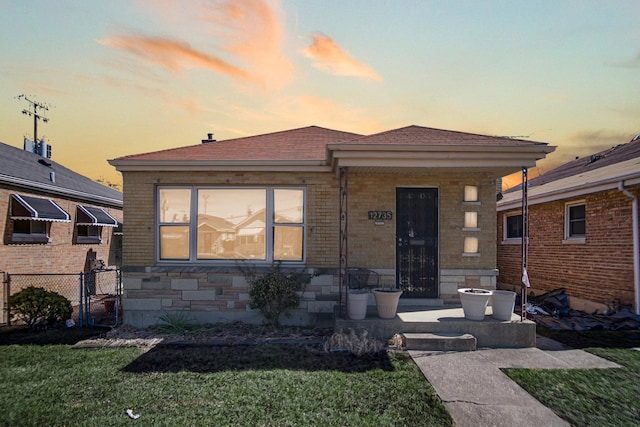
[16,94,52,143]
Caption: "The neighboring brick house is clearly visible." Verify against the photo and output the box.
[0,140,123,277]
[109,125,554,328]
[497,135,640,313]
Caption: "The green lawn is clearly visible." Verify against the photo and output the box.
[505,328,640,427]
[0,337,453,426]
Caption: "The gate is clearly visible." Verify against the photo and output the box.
[396,187,439,297]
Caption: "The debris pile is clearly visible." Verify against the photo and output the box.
[526,288,640,331]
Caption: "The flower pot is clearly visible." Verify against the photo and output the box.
[491,290,516,321]
[372,288,403,319]
[347,290,369,320]
[458,288,493,321]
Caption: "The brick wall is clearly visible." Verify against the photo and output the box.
[0,186,122,274]
[497,185,639,310]
[120,169,501,327]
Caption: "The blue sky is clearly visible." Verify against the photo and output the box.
[1,0,638,188]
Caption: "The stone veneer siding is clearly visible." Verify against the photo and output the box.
[120,170,500,327]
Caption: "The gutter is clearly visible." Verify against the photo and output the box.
[619,181,640,315]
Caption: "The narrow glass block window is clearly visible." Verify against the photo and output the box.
[464,237,479,253]
[464,212,478,229]
[464,185,478,202]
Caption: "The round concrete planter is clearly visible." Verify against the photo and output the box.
[491,290,517,321]
[347,290,369,320]
[372,288,403,319]
[458,288,493,321]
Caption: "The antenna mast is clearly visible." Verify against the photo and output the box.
[16,94,50,143]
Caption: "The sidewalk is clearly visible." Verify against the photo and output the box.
[409,336,621,427]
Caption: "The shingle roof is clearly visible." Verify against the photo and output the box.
[345,125,549,147]
[523,136,640,188]
[115,126,363,162]
[0,141,122,207]
[498,135,640,209]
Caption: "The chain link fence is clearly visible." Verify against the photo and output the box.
[1,269,121,328]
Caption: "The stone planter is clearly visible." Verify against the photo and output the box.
[491,290,517,321]
[372,288,403,319]
[458,288,493,321]
[347,290,369,320]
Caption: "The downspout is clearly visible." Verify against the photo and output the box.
[618,181,639,315]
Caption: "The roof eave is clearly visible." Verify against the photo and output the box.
[498,173,640,211]
[109,159,330,173]
[0,174,123,208]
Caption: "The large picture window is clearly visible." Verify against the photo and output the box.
[158,187,305,263]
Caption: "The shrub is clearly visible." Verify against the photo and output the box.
[9,286,73,329]
[246,263,311,328]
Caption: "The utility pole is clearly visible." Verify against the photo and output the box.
[16,94,50,143]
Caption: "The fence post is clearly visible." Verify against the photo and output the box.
[79,272,84,327]
[1,272,7,326]
[5,273,10,326]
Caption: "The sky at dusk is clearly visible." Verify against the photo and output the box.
[1,0,639,189]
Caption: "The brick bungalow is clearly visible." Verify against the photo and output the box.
[497,135,640,313]
[109,125,554,328]
[1,140,123,322]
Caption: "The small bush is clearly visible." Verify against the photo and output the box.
[246,263,311,328]
[9,286,73,329]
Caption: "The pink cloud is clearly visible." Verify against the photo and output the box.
[303,33,382,81]
[98,34,256,84]
[113,0,293,90]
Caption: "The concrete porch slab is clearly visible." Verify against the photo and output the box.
[335,305,536,348]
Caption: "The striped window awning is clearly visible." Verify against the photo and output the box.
[10,194,70,222]
[76,205,119,227]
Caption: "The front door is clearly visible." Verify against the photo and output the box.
[396,188,438,297]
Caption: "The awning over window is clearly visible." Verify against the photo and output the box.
[76,205,119,227]
[11,194,70,222]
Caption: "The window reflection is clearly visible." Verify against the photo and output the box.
[159,189,191,223]
[197,189,266,260]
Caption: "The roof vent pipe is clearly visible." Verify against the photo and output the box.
[50,171,56,183]
[201,133,216,144]
[619,181,639,315]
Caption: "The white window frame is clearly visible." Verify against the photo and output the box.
[563,200,586,244]
[502,211,524,244]
[156,186,306,264]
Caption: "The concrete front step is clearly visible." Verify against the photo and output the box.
[404,332,477,352]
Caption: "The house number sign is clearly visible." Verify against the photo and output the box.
[368,211,392,220]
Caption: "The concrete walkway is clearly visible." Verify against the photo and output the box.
[409,336,621,427]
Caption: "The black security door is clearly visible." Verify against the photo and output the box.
[396,188,438,297]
